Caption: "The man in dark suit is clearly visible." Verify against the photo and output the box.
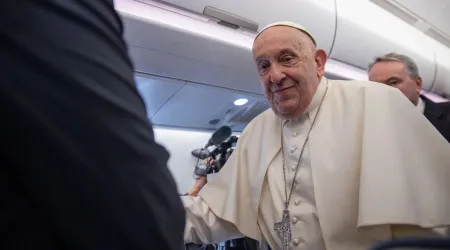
[368,52,450,142]
[0,1,185,249]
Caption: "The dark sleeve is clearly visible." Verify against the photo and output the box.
[0,1,185,250]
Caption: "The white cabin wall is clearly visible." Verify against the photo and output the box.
[153,126,241,194]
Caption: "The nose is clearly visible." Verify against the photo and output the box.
[269,64,286,84]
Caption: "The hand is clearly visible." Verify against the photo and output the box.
[204,157,215,169]
[188,176,207,196]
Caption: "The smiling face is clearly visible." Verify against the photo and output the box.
[252,26,327,120]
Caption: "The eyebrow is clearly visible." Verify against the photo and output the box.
[255,55,268,63]
[279,48,296,55]
[383,76,401,83]
[255,48,296,63]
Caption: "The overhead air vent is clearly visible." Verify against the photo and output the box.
[209,118,221,125]
[203,6,259,32]
[134,0,210,22]
[370,0,418,26]
[426,28,450,48]
[370,0,450,49]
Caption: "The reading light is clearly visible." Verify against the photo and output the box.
[234,98,248,106]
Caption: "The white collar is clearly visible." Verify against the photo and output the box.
[416,97,425,114]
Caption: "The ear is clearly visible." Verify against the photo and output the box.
[315,49,327,78]
[415,76,422,94]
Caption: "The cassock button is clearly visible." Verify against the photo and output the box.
[292,216,298,224]
[291,165,297,171]
[293,238,304,246]
[292,132,299,137]
[290,147,297,153]
[294,200,301,206]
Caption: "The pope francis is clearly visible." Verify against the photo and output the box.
[182,21,450,250]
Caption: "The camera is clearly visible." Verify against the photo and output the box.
[187,126,260,250]
[191,126,238,176]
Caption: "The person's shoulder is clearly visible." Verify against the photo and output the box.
[436,101,450,116]
[252,108,277,126]
[421,95,450,114]
[329,79,400,96]
[435,99,450,110]
[255,108,275,120]
[330,79,391,90]
[240,108,275,137]
[247,108,274,128]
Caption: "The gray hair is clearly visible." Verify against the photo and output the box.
[368,53,420,79]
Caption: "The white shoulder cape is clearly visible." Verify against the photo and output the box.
[198,79,450,243]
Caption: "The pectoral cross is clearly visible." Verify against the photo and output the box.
[274,209,292,250]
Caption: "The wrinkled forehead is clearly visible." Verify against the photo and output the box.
[369,61,408,82]
[252,26,302,58]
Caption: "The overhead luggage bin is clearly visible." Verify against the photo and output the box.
[118,0,360,94]
[431,42,450,98]
[118,0,262,93]
[151,81,268,131]
[156,0,337,54]
[134,74,184,119]
[330,0,436,91]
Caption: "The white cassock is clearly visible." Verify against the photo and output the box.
[182,77,450,250]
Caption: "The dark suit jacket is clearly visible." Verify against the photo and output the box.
[421,95,450,142]
[1,1,185,249]
[370,237,450,250]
